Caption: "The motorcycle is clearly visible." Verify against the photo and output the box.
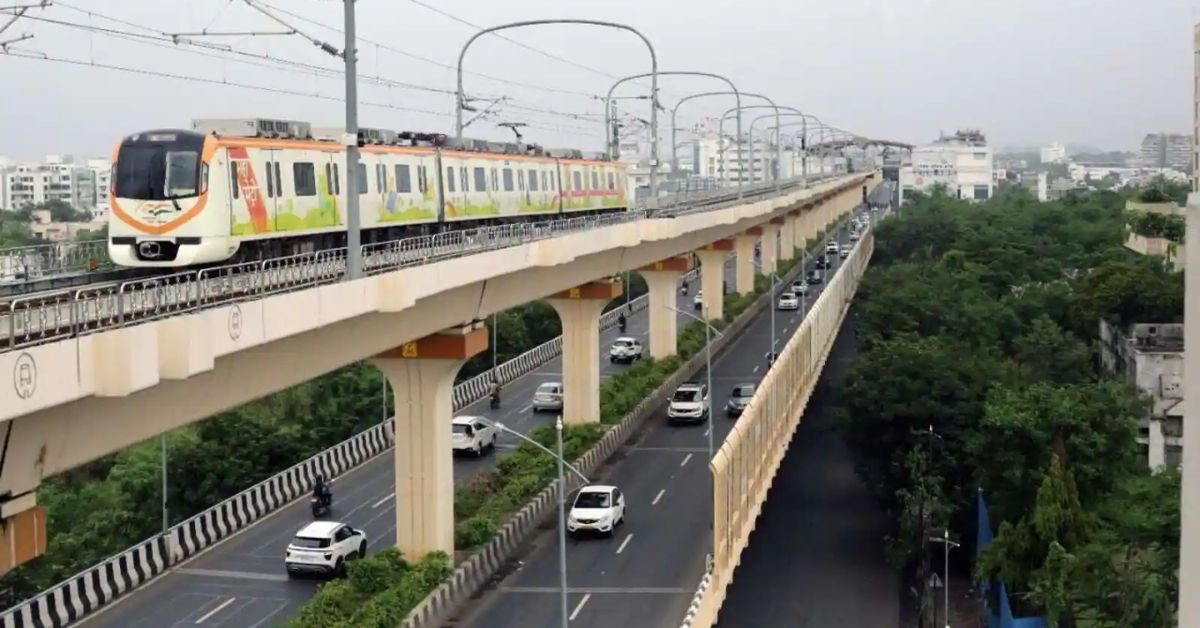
[310,491,332,518]
[618,317,627,333]
[489,390,501,410]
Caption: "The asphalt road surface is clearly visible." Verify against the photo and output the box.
[79,258,735,628]
[455,210,871,628]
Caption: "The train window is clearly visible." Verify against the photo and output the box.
[356,163,368,195]
[293,163,316,197]
[333,164,340,195]
[572,171,582,191]
[591,170,599,190]
[376,164,387,192]
[502,168,514,192]
[527,169,538,192]
[472,167,487,192]
[265,161,275,198]
[229,162,239,199]
[325,164,332,195]
[446,167,456,192]
[395,165,412,193]
[490,168,498,191]
[274,162,282,196]
[417,165,427,194]
[607,172,615,190]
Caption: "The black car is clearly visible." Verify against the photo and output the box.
[726,383,757,417]
[807,270,823,285]
[814,257,828,269]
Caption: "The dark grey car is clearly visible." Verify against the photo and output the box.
[726,383,757,417]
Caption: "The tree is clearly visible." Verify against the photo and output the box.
[1012,316,1092,385]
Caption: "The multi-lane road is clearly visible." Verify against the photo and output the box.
[79,256,737,628]
[454,209,873,628]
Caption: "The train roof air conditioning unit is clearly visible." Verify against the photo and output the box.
[193,118,311,139]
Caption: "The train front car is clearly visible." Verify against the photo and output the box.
[108,130,231,267]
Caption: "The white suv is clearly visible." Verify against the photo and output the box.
[609,337,644,363]
[825,241,839,255]
[667,382,709,424]
[568,485,626,537]
[285,521,367,577]
[452,416,497,457]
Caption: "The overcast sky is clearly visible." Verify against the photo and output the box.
[0,0,1195,161]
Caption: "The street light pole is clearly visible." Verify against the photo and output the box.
[930,529,960,628]
[556,417,569,628]
[751,258,778,366]
[492,313,498,373]
[160,434,168,533]
[342,0,362,280]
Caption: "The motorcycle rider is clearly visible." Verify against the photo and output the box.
[489,378,501,408]
[618,312,627,333]
[313,474,332,509]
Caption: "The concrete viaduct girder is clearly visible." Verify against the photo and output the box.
[0,173,875,570]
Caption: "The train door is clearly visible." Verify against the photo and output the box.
[262,149,285,233]
[320,153,343,228]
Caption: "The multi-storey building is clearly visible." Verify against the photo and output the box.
[897,129,994,204]
[1139,132,1192,171]
[0,155,101,213]
[1040,141,1066,164]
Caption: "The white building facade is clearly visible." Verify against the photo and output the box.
[897,129,994,205]
[0,155,103,214]
[1040,141,1067,164]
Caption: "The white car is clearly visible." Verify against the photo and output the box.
[777,292,800,311]
[609,337,644,363]
[532,381,564,412]
[849,231,860,242]
[285,521,367,577]
[452,416,497,456]
[667,382,709,424]
[693,290,704,311]
[789,280,808,296]
[825,241,839,255]
[840,245,851,258]
[567,485,626,537]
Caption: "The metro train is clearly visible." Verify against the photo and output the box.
[107,118,628,268]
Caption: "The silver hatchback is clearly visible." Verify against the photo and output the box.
[532,382,564,412]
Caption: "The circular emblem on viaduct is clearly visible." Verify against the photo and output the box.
[13,352,37,400]
[228,304,244,341]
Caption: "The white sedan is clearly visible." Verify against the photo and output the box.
[452,416,497,456]
[568,485,627,537]
[777,292,800,311]
[839,245,851,258]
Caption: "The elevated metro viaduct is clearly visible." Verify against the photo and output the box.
[0,173,878,572]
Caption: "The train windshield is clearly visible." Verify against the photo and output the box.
[114,132,205,200]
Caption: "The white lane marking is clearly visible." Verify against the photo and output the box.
[703,427,711,437]
[680,453,693,467]
[195,597,236,624]
[521,404,533,412]
[570,593,592,621]
[616,534,634,554]
[652,489,665,505]
[372,494,394,508]
[752,365,760,373]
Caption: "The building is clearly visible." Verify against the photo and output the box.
[86,158,111,219]
[897,129,993,205]
[1018,171,1048,201]
[1040,141,1067,164]
[0,155,100,213]
[1099,320,1184,469]
[1139,132,1192,171]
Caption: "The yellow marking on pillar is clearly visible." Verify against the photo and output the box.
[654,261,664,270]
[401,342,419,358]
[569,287,582,299]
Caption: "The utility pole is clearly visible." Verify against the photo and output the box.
[160,434,168,533]
[343,0,362,279]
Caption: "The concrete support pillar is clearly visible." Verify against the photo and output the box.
[372,323,488,559]
[696,239,733,321]
[638,257,693,359]
[1179,193,1200,626]
[780,213,797,261]
[761,221,781,275]
[734,229,760,296]
[548,279,623,424]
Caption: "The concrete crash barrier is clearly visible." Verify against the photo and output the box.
[0,292,654,628]
[398,238,823,628]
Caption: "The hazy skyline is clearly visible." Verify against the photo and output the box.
[0,0,1195,161]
